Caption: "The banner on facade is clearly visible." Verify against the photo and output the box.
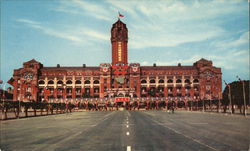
[115,97,130,102]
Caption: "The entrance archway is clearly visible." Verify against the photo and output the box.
[118,93,124,97]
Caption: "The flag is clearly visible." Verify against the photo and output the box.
[118,12,124,18]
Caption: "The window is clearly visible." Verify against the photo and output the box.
[66,80,72,84]
[176,79,182,83]
[39,80,45,84]
[76,88,81,93]
[159,79,164,83]
[185,79,190,84]
[57,80,63,84]
[167,79,173,83]
[193,79,199,83]
[93,80,99,84]
[84,80,91,84]
[150,79,155,83]
[66,88,72,93]
[48,80,54,85]
[141,80,147,84]
[75,80,81,84]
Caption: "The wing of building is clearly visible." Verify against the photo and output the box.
[8,19,222,102]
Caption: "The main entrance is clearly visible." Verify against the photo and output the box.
[115,97,130,110]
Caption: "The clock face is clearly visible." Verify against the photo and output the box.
[24,73,33,81]
[132,64,138,72]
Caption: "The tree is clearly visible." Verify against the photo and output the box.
[222,80,249,114]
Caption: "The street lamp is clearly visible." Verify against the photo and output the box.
[236,76,247,117]
[210,89,212,111]
[218,92,221,113]
[224,80,232,115]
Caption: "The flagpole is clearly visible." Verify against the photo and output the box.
[229,84,232,115]
[237,76,247,116]
[227,81,232,115]
[224,80,232,114]
[242,80,246,116]
[218,92,221,113]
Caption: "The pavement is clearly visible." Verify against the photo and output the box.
[0,110,249,151]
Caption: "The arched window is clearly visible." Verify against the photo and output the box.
[93,80,99,84]
[141,80,147,84]
[66,80,72,84]
[185,79,190,84]
[38,80,45,84]
[48,80,54,85]
[167,79,173,83]
[57,80,63,84]
[176,79,182,83]
[75,80,81,84]
[84,80,91,84]
[150,79,155,83]
[159,79,164,83]
[193,79,199,83]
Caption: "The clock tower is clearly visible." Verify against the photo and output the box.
[111,19,128,65]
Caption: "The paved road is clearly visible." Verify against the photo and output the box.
[1,111,249,151]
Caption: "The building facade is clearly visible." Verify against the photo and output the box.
[8,19,222,102]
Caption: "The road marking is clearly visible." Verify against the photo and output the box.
[189,123,208,125]
[150,118,217,151]
[126,121,129,124]
[126,132,130,135]
[153,122,173,125]
[126,125,129,128]
[127,146,131,151]
[127,111,131,117]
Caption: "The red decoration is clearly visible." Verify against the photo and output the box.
[115,97,130,102]
[112,65,128,77]
[118,12,124,18]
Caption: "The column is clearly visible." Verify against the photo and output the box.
[100,76,104,98]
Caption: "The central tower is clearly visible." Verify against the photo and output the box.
[111,19,128,65]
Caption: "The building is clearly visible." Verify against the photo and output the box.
[8,19,222,102]
[0,87,13,100]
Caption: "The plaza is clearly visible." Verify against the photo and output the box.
[1,110,249,151]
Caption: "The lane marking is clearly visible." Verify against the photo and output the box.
[126,125,129,128]
[127,146,131,151]
[35,111,116,150]
[145,115,217,151]
[126,132,130,135]
[127,111,131,117]
[189,123,208,125]
[126,121,129,124]
[153,122,173,125]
